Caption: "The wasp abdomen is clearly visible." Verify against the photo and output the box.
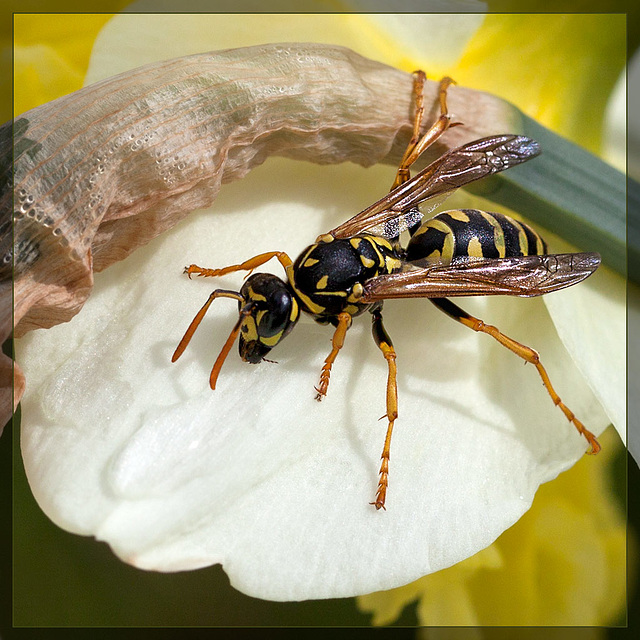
[406,209,548,265]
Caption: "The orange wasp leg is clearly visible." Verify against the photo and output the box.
[431,298,601,454]
[314,312,352,401]
[391,73,459,190]
[370,308,399,511]
[184,251,294,280]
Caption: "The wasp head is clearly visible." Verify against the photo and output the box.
[238,273,300,363]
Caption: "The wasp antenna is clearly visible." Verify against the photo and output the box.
[209,303,254,390]
[172,289,242,363]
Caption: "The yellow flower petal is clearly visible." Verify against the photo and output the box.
[13,12,124,114]
[452,14,626,152]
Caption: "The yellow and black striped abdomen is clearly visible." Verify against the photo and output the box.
[405,209,548,265]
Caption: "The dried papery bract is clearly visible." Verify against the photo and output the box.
[1,42,519,427]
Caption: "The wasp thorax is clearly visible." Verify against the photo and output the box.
[238,273,300,363]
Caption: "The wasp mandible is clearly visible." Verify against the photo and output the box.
[172,71,601,510]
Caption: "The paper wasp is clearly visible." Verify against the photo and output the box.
[172,72,601,510]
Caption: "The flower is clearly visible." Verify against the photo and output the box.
[15,12,626,612]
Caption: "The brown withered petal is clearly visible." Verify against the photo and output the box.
[1,42,518,429]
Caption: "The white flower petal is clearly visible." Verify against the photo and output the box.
[18,158,610,600]
[349,11,486,70]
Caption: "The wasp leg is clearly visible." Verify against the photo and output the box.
[314,312,352,401]
[430,297,601,454]
[392,73,458,190]
[184,251,294,280]
[370,308,399,511]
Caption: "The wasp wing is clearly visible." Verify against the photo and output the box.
[328,135,541,240]
[360,252,601,301]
